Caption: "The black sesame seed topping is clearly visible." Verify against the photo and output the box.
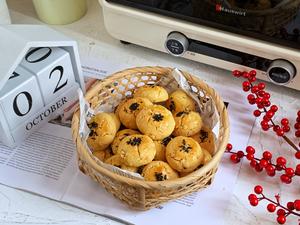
[126,137,142,146]
[152,113,164,122]
[199,130,209,142]
[179,139,192,153]
[155,172,167,181]
[88,122,98,129]
[129,102,139,111]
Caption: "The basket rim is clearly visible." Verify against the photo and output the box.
[72,66,230,189]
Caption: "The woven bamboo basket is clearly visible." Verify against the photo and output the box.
[192,0,300,35]
[71,66,230,210]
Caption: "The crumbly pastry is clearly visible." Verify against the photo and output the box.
[87,113,118,151]
[142,161,179,181]
[105,155,138,172]
[117,134,156,167]
[166,136,203,173]
[93,148,113,161]
[153,136,172,161]
[201,148,212,165]
[111,129,140,154]
[191,126,215,155]
[166,90,196,113]
[134,85,168,103]
[173,111,202,137]
[117,97,153,129]
[136,105,175,140]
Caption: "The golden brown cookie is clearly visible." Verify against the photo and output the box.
[191,126,215,155]
[201,148,212,165]
[111,129,140,154]
[136,105,175,140]
[166,136,203,173]
[105,155,137,172]
[134,85,168,103]
[153,136,172,161]
[166,90,196,113]
[87,113,118,151]
[142,161,179,181]
[173,111,202,137]
[117,134,156,167]
[93,148,113,161]
[109,113,121,131]
[117,97,153,129]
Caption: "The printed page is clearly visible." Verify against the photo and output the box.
[61,83,255,225]
[0,123,78,200]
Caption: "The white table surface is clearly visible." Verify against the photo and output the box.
[2,0,300,224]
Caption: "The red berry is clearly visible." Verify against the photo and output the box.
[276,164,284,171]
[255,98,263,105]
[258,82,265,90]
[243,86,250,92]
[247,94,255,102]
[295,151,300,160]
[254,185,263,194]
[232,70,242,77]
[260,159,268,168]
[297,117,300,123]
[282,126,290,133]
[280,174,291,184]
[267,203,276,212]
[248,76,256,83]
[294,123,300,130]
[237,151,244,158]
[266,111,275,119]
[276,129,284,137]
[251,86,259,93]
[248,194,257,201]
[249,70,257,77]
[298,110,300,117]
[262,124,270,131]
[266,164,275,173]
[243,81,251,88]
[246,153,254,160]
[230,154,240,163]
[255,164,263,172]
[249,198,259,206]
[246,146,255,154]
[267,170,276,177]
[243,72,249,78]
[264,93,271,99]
[295,130,300,137]
[263,115,271,122]
[258,90,265,97]
[295,164,300,175]
[294,200,300,211]
[250,159,257,168]
[277,215,286,224]
[273,125,281,132]
[226,143,233,151]
[287,202,294,210]
[281,118,289,126]
[253,110,261,117]
[277,209,286,216]
[261,120,269,127]
[263,151,272,160]
[270,105,278,112]
[276,157,287,166]
[263,100,271,107]
[285,168,294,177]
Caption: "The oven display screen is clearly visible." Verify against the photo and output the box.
[107,0,300,49]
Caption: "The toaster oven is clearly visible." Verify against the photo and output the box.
[100,0,300,91]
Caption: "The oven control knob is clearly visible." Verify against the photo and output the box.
[165,32,189,56]
[267,59,296,85]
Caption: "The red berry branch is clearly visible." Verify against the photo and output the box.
[226,69,300,224]
[248,185,300,224]
[225,144,300,184]
[232,69,300,154]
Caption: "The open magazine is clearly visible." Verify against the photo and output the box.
[0,58,256,225]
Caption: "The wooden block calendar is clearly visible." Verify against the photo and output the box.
[0,25,85,148]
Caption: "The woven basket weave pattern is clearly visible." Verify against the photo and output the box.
[71,67,230,210]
